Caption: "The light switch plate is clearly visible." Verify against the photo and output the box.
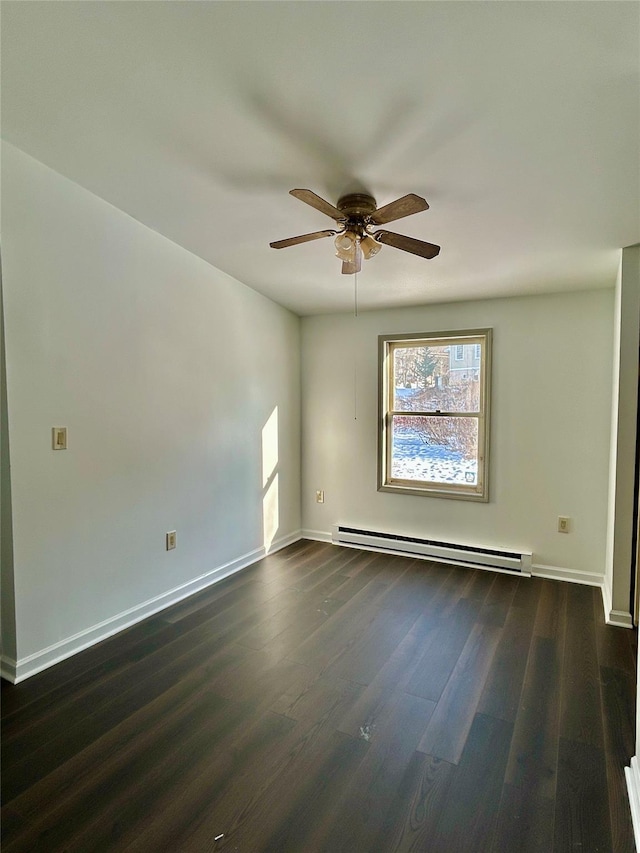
[52,427,67,450]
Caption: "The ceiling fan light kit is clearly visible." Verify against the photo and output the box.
[361,234,382,259]
[335,230,357,254]
[270,189,440,274]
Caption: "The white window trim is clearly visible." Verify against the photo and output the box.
[378,328,492,502]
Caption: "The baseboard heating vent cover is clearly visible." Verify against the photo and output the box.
[332,525,532,575]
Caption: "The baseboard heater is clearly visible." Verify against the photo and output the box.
[331,525,532,576]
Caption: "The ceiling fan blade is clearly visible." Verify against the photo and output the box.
[289,189,345,220]
[374,230,440,259]
[369,193,429,225]
[341,243,362,275]
[270,229,336,249]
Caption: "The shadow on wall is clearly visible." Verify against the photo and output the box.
[262,406,279,552]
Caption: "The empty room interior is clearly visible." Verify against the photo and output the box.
[2,2,640,851]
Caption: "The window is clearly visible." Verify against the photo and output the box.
[378,329,492,501]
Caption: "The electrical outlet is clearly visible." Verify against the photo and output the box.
[558,516,570,534]
[316,490,325,504]
[52,427,67,450]
[166,531,177,550]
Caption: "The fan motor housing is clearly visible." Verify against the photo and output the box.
[337,193,377,219]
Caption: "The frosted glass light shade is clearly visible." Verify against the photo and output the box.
[335,231,357,262]
[361,235,382,259]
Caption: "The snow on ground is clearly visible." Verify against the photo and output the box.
[392,432,477,485]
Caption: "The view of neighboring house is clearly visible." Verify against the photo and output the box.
[449,343,481,383]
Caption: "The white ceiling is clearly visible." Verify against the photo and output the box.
[2,1,639,315]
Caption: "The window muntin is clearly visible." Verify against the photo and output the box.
[379,329,491,501]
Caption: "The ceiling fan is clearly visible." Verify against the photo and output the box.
[270,189,440,274]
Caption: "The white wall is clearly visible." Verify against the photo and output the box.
[1,279,17,661]
[1,143,301,678]
[301,290,614,580]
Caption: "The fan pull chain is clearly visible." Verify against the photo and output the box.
[354,353,358,421]
[354,267,358,318]
[353,267,358,419]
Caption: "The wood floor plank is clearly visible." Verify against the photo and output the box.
[423,563,479,619]
[476,576,542,722]
[428,712,514,853]
[0,619,183,743]
[168,680,368,852]
[533,575,566,640]
[492,634,563,852]
[554,737,611,853]
[318,691,437,852]
[237,730,370,853]
[235,586,340,651]
[290,551,359,592]
[375,559,445,614]
[285,580,391,670]
[3,690,239,852]
[559,585,603,748]
[1,541,634,853]
[148,697,369,853]
[504,635,562,799]
[53,654,312,851]
[0,615,174,724]
[375,750,457,853]
[3,590,298,752]
[417,622,501,764]
[605,756,636,853]
[492,784,555,853]
[461,568,500,603]
[477,573,519,627]
[599,665,636,852]
[405,597,480,702]
[2,638,251,803]
[268,670,363,725]
[105,709,299,853]
[2,579,303,780]
[336,621,438,739]
[325,606,420,685]
[1,648,251,847]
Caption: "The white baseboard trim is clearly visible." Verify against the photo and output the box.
[602,575,613,623]
[2,529,302,684]
[607,608,634,628]
[626,756,640,850]
[531,562,604,587]
[599,575,634,627]
[301,528,332,543]
[265,530,302,554]
[1,657,18,683]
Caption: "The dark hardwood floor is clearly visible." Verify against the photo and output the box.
[2,540,637,852]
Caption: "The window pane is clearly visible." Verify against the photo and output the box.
[391,415,479,486]
[393,344,481,412]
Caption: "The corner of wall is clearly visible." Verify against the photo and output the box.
[0,258,18,667]
[606,246,640,621]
